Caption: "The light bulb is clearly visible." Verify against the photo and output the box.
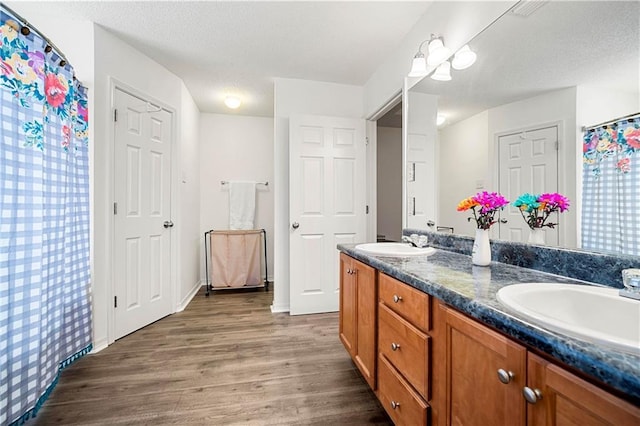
[452,45,477,70]
[431,61,452,81]
[224,96,241,109]
[427,37,452,67]
[408,55,428,77]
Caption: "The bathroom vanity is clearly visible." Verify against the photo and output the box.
[338,239,640,426]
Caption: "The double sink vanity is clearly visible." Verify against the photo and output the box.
[338,232,640,425]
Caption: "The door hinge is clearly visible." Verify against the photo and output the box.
[114,296,117,308]
[555,140,559,150]
[113,202,118,215]
[365,136,369,146]
[366,205,369,214]
[114,108,118,122]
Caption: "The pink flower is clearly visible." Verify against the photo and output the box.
[617,158,630,173]
[538,193,570,213]
[44,73,68,108]
[624,127,640,149]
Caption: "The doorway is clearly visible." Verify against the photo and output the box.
[375,102,403,242]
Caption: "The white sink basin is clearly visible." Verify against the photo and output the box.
[497,283,640,354]
[355,243,436,257]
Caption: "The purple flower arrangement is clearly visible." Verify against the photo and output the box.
[457,191,509,230]
[512,192,570,229]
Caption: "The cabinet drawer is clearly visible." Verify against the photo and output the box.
[378,354,428,426]
[379,273,430,332]
[379,303,430,400]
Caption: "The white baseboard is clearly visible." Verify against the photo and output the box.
[270,303,290,313]
[91,338,109,354]
[177,280,202,312]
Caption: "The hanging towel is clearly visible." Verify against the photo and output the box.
[210,230,262,288]
[229,181,256,230]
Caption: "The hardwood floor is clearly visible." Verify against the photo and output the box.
[34,287,392,425]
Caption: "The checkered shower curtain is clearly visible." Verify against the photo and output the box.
[0,8,92,425]
[582,117,640,255]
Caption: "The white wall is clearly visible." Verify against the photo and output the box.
[364,1,517,118]
[438,111,489,237]
[199,113,274,282]
[273,78,364,313]
[178,83,201,309]
[376,127,402,241]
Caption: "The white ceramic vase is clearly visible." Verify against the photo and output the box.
[472,229,491,266]
[528,228,545,245]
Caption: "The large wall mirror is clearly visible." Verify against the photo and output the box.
[403,0,639,254]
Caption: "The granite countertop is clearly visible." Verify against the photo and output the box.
[338,244,640,403]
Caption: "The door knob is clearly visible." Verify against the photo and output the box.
[391,343,401,351]
[426,220,435,227]
[292,222,300,229]
[391,401,400,410]
[163,220,174,228]
[499,218,508,224]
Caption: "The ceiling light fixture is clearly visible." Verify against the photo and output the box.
[436,114,446,126]
[224,96,241,109]
[452,45,477,70]
[431,61,452,81]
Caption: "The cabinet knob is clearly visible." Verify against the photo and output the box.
[523,387,543,404]
[393,295,402,303]
[497,369,514,384]
[391,342,401,351]
[391,401,400,410]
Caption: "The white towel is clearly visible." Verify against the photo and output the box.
[229,181,256,230]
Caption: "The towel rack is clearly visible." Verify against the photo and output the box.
[221,180,268,186]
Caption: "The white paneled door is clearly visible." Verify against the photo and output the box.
[289,115,366,315]
[498,125,559,245]
[113,88,173,339]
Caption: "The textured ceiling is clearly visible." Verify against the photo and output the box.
[7,1,432,116]
[412,0,640,126]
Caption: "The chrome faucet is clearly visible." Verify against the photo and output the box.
[402,234,429,248]
[620,269,640,300]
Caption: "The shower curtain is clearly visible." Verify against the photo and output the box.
[582,115,640,255]
[0,8,92,425]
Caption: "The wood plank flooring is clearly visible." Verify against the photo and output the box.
[33,288,392,425]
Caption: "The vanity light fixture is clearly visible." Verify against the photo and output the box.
[431,61,452,81]
[224,96,241,109]
[452,45,477,70]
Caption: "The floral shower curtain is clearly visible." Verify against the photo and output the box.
[0,8,92,425]
[582,115,640,255]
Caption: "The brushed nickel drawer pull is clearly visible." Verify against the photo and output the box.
[391,342,400,351]
[391,401,400,409]
[523,387,543,404]
[497,368,514,384]
[393,295,402,303]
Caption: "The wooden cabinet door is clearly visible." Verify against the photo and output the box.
[354,258,377,389]
[339,254,357,357]
[444,307,527,426]
[527,353,640,426]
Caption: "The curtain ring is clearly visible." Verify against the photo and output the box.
[20,26,30,36]
[45,45,52,53]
